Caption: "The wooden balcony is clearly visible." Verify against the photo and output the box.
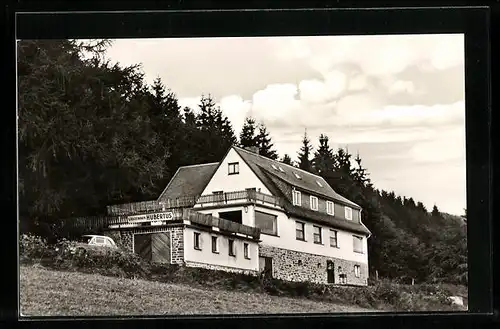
[196,190,285,208]
[106,190,284,216]
[186,209,260,239]
[107,196,197,215]
[62,208,260,240]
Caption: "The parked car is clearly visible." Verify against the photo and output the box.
[69,235,118,255]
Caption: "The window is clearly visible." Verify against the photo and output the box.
[228,239,235,256]
[354,265,361,278]
[313,226,322,244]
[326,201,335,215]
[211,236,218,253]
[244,243,250,259]
[296,221,305,241]
[294,172,302,179]
[330,229,338,247]
[271,164,278,170]
[95,237,105,245]
[228,162,239,175]
[279,166,285,172]
[353,236,363,253]
[292,190,302,206]
[310,196,318,211]
[345,206,353,220]
[316,180,323,187]
[255,211,278,235]
[194,232,201,250]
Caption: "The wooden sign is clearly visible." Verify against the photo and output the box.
[128,212,174,223]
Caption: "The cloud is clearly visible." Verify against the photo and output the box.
[272,34,465,77]
[178,97,201,112]
[109,34,466,215]
[388,80,416,95]
[298,70,347,103]
[219,95,252,134]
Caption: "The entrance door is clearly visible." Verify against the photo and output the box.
[151,232,171,264]
[134,234,152,261]
[259,256,273,277]
[326,260,335,283]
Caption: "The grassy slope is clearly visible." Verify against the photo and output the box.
[20,265,378,316]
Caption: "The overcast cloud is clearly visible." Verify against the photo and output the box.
[104,34,466,215]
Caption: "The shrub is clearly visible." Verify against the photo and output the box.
[19,234,55,261]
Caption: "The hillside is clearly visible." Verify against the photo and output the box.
[18,39,468,288]
[20,265,376,316]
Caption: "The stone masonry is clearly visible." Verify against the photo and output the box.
[184,261,259,276]
[104,225,185,264]
[259,244,368,286]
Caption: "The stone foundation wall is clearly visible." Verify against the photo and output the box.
[259,245,368,286]
[184,261,259,276]
[104,226,185,264]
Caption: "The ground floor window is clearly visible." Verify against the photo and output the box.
[244,243,250,259]
[228,239,235,256]
[211,236,218,253]
[193,232,201,250]
[354,265,361,278]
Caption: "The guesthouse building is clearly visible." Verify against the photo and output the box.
[103,145,371,286]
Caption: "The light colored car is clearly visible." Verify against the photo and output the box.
[69,235,118,254]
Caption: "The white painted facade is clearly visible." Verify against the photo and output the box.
[253,205,368,264]
[194,147,369,267]
[183,226,259,272]
[199,148,272,196]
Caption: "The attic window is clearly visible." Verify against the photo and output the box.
[294,172,302,179]
[279,166,285,172]
[316,180,323,187]
[271,164,278,170]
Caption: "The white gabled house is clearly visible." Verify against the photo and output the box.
[105,145,371,286]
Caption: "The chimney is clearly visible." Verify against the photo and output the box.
[244,146,260,154]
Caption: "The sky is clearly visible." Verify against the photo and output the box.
[103,34,466,215]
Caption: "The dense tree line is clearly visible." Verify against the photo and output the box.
[18,39,467,286]
[296,129,467,285]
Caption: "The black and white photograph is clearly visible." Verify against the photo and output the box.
[18,33,468,316]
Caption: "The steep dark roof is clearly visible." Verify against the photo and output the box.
[157,163,219,201]
[259,167,371,236]
[233,146,360,209]
[283,202,371,235]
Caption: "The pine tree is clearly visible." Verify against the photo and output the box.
[431,204,441,217]
[417,201,428,213]
[183,107,197,126]
[297,129,313,172]
[150,77,166,115]
[256,122,278,160]
[239,117,258,148]
[281,154,293,165]
[196,94,237,162]
[352,152,373,188]
[333,147,353,176]
[312,134,335,174]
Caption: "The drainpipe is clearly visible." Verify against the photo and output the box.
[359,208,372,239]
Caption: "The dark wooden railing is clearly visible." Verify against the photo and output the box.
[107,196,197,215]
[196,190,285,208]
[185,209,260,239]
[107,190,284,216]
[61,208,260,240]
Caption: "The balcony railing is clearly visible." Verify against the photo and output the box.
[106,190,284,216]
[186,210,260,239]
[107,196,197,215]
[196,190,285,208]
[62,208,260,240]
